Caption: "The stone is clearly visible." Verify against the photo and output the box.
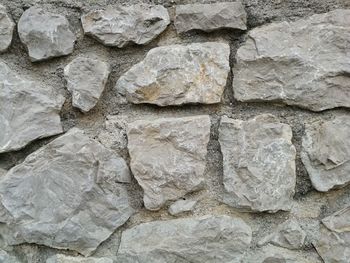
[314,206,350,263]
[64,57,110,112]
[18,7,76,62]
[0,128,132,256]
[258,219,306,250]
[47,254,113,263]
[116,42,230,106]
[127,115,210,210]
[0,5,14,52]
[0,169,6,177]
[233,9,350,111]
[175,2,247,33]
[219,114,296,213]
[168,199,197,216]
[117,215,252,263]
[81,5,170,48]
[0,61,65,153]
[301,116,350,192]
[0,250,19,263]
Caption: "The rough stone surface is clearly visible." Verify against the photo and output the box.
[81,5,170,48]
[127,115,210,210]
[18,7,76,62]
[175,2,247,33]
[0,5,14,52]
[233,9,350,111]
[219,114,296,212]
[116,42,230,106]
[301,116,350,192]
[46,254,113,263]
[0,128,132,256]
[0,61,65,154]
[64,57,110,112]
[314,206,350,263]
[117,215,252,263]
[168,199,197,216]
[0,250,19,263]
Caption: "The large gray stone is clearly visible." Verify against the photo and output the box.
[301,116,350,192]
[175,2,247,33]
[127,115,210,210]
[0,61,65,153]
[233,10,350,111]
[64,57,110,112]
[0,128,132,256]
[116,42,230,106]
[47,254,113,263]
[18,7,76,62]
[0,5,14,52]
[81,5,170,48]
[117,215,252,263]
[219,114,296,212]
[314,206,350,263]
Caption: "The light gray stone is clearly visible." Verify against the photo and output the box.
[168,199,197,216]
[81,5,170,48]
[116,42,230,106]
[64,57,110,112]
[233,9,350,111]
[127,115,210,210]
[175,2,247,33]
[117,215,252,263]
[301,116,350,192]
[0,61,65,153]
[314,206,350,263]
[18,7,76,62]
[0,250,19,263]
[0,5,14,52]
[47,254,113,263]
[0,128,132,256]
[219,114,296,213]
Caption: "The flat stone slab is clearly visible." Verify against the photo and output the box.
[175,1,247,33]
[0,128,132,256]
[233,9,350,111]
[81,5,170,48]
[219,114,296,212]
[301,116,350,192]
[116,42,230,106]
[0,5,14,52]
[0,61,65,153]
[127,115,210,210]
[117,215,252,263]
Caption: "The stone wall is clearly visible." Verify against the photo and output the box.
[0,0,350,262]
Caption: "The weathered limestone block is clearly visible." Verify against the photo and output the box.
[219,114,296,212]
[116,42,230,106]
[233,10,350,111]
[168,199,197,216]
[64,57,110,112]
[18,7,76,62]
[0,5,14,52]
[117,215,252,263]
[0,61,65,153]
[127,115,210,210]
[314,206,350,263]
[81,5,170,48]
[301,116,350,192]
[0,128,132,256]
[47,254,113,263]
[175,2,247,33]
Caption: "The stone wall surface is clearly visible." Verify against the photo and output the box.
[0,0,350,262]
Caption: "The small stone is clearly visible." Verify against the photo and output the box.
[64,57,110,112]
[233,10,350,111]
[81,5,170,48]
[175,2,247,33]
[117,215,252,263]
[18,7,76,62]
[116,42,230,106]
[0,128,132,256]
[301,116,350,192]
[168,199,197,216]
[127,115,210,210]
[219,114,296,212]
[0,169,6,176]
[0,5,14,52]
[47,254,113,263]
[0,61,65,153]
